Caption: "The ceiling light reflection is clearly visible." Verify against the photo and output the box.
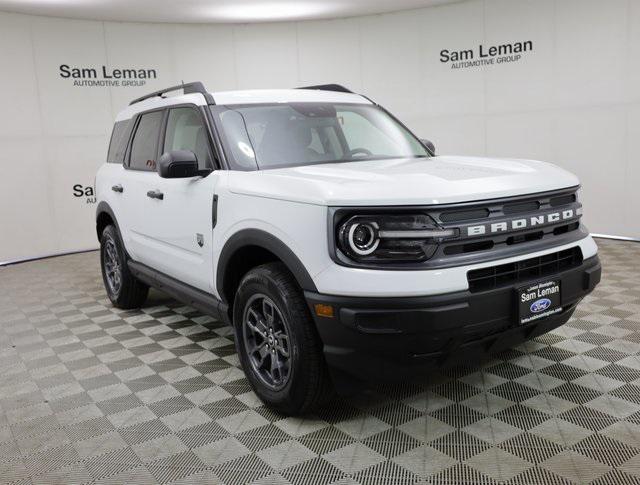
[207,2,338,22]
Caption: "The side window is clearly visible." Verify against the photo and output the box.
[163,107,213,169]
[107,120,131,163]
[129,111,163,171]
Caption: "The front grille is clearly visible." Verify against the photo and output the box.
[432,187,582,258]
[467,247,583,293]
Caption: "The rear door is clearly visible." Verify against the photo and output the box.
[122,109,165,265]
[99,119,134,241]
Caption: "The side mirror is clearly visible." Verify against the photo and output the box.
[420,139,436,155]
[157,150,209,178]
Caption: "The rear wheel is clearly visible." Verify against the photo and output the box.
[100,225,149,309]
[233,262,331,415]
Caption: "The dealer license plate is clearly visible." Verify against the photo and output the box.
[517,279,562,325]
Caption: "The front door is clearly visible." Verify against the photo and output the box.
[140,106,219,292]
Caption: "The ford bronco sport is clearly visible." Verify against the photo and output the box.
[96,82,601,414]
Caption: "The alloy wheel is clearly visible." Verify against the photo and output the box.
[242,294,292,390]
[103,236,122,296]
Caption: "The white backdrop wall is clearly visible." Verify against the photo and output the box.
[1,0,639,263]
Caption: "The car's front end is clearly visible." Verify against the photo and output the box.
[305,186,600,382]
[211,90,601,385]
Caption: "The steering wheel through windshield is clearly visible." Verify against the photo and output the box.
[349,148,373,158]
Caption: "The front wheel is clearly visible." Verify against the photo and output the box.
[233,262,331,415]
[100,225,149,309]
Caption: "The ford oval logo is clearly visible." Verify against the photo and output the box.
[530,298,551,313]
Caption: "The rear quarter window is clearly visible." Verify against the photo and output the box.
[107,120,132,164]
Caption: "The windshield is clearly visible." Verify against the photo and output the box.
[212,103,429,170]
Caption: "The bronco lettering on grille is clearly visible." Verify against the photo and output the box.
[466,208,580,236]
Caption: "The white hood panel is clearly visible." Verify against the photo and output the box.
[228,156,580,206]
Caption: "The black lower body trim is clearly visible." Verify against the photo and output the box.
[128,261,229,325]
[305,255,601,382]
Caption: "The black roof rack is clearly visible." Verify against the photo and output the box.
[129,81,215,106]
[297,84,353,94]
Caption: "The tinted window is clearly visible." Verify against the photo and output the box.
[129,111,163,171]
[163,108,213,169]
[107,120,131,163]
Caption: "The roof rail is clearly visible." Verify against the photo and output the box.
[297,84,353,94]
[129,81,215,106]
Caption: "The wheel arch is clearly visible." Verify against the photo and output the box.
[96,201,120,242]
[217,229,318,312]
[96,201,129,255]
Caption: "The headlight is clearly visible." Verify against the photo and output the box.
[336,213,458,264]
[345,220,379,255]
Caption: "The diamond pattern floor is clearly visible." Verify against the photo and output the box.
[0,238,639,484]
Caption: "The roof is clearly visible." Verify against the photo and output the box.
[115,88,371,122]
[212,88,369,105]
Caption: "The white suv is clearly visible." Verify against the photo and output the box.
[96,82,601,414]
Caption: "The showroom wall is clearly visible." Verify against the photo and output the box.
[1,0,639,263]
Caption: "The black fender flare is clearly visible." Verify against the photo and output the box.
[96,201,118,240]
[216,229,318,303]
[96,201,134,260]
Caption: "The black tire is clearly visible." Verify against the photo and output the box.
[100,225,149,309]
[233,262,331,415]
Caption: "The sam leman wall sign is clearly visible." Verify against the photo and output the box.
[440,40,533,69]
[59,64,157,87]
[73,184,96,205]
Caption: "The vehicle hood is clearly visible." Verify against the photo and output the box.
[227,156,580,206]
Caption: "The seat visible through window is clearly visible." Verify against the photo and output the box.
[164,108,213,168]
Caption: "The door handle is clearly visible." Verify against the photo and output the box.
[111,184,123,193]
[147,190,164,200]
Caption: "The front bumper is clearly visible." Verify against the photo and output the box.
[305,255,601,382]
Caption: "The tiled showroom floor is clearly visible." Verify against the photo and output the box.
[0,238,639,484]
